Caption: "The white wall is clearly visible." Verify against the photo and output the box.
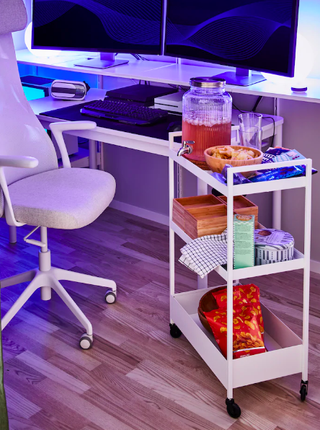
[298,0,320,78]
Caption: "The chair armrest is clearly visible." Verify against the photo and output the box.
[49,121,97,168]
[50,121,97,133]
[0,155,38,169]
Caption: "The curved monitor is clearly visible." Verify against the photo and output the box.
[165,0,299,85]
[32,0,163,67]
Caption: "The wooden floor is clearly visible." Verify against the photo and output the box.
[1,208,320,430]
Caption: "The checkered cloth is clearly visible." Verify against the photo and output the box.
[179,231,228,278]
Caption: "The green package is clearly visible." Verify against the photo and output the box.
[233,214,255,269]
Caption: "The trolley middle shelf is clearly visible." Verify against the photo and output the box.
[170,219,305,281]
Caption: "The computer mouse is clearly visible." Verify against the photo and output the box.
[167,121,182,132]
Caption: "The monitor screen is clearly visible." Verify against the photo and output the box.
[165,0,299,78]
[32,0,163,55]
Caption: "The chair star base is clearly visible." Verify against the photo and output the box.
[0,230,117,349]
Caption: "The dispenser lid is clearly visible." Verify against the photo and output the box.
[190,77,226,88]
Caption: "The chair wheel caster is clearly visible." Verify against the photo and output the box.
[105,289,116,304]
[169,323,182,338]
[300,380,308,401]
[226,398,241,418]
[79,334,93,350]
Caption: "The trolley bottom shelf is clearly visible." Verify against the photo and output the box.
[170,287,304,390]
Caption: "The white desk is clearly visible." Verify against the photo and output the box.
[16,50,320,270]
[17,49,320,104]
[27,88,284,237]
[30,88,173,170]
[22,51,285,233]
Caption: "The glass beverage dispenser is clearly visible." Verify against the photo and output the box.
[182,77,232,168]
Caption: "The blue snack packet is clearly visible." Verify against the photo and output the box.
[250,148,316,183]
[221,164,251,184]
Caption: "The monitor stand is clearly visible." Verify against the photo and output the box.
[74,53,129,69]
[213,68,266,86]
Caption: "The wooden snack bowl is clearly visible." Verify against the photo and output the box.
[198,286,226,333]
[204,145,263,174]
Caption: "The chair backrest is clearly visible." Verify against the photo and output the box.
[0,0,58,190]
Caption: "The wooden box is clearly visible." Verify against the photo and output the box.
[172,195,227,239]
[217,195,259,228]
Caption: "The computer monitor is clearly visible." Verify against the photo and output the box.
[32,0,163,69]
[164,0,300,86]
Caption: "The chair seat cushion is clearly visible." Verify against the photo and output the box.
[8,168,116,229]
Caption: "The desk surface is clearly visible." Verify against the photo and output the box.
[17,49,320,105]
[30,89,175,157]
[40,100,181,142]
[29,88,107,115]
[29,89,283,158]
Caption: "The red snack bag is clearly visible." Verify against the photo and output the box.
[213,284,264,335]
[204,305,266,359]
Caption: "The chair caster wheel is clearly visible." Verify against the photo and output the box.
[169,323,182,338]
[226,398,241,418]
[105,290,116,304]
[300,380,308,401]
[79,334,93,350]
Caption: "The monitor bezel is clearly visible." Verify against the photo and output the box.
[31,0,164,56]
[164,0,300,78]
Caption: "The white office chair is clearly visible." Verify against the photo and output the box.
[0,0,117,349]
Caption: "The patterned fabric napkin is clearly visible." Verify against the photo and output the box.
[179,231,228,278]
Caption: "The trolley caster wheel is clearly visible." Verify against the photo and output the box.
[169,323,182,338]
[79,334,93,350]
[105,289,116,304]
[226,398,241,418]
[300,380,308,402]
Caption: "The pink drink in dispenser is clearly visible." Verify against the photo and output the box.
[182,78,232,168]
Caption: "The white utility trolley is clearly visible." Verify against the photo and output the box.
[168,132,312,418]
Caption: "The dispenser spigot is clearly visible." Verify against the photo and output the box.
[177,140,194,157]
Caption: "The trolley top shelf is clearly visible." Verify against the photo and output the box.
[168,134,312,197]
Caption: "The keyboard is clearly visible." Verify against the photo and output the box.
[80,98,169,125]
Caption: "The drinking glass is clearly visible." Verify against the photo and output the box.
[238,113,262,151]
